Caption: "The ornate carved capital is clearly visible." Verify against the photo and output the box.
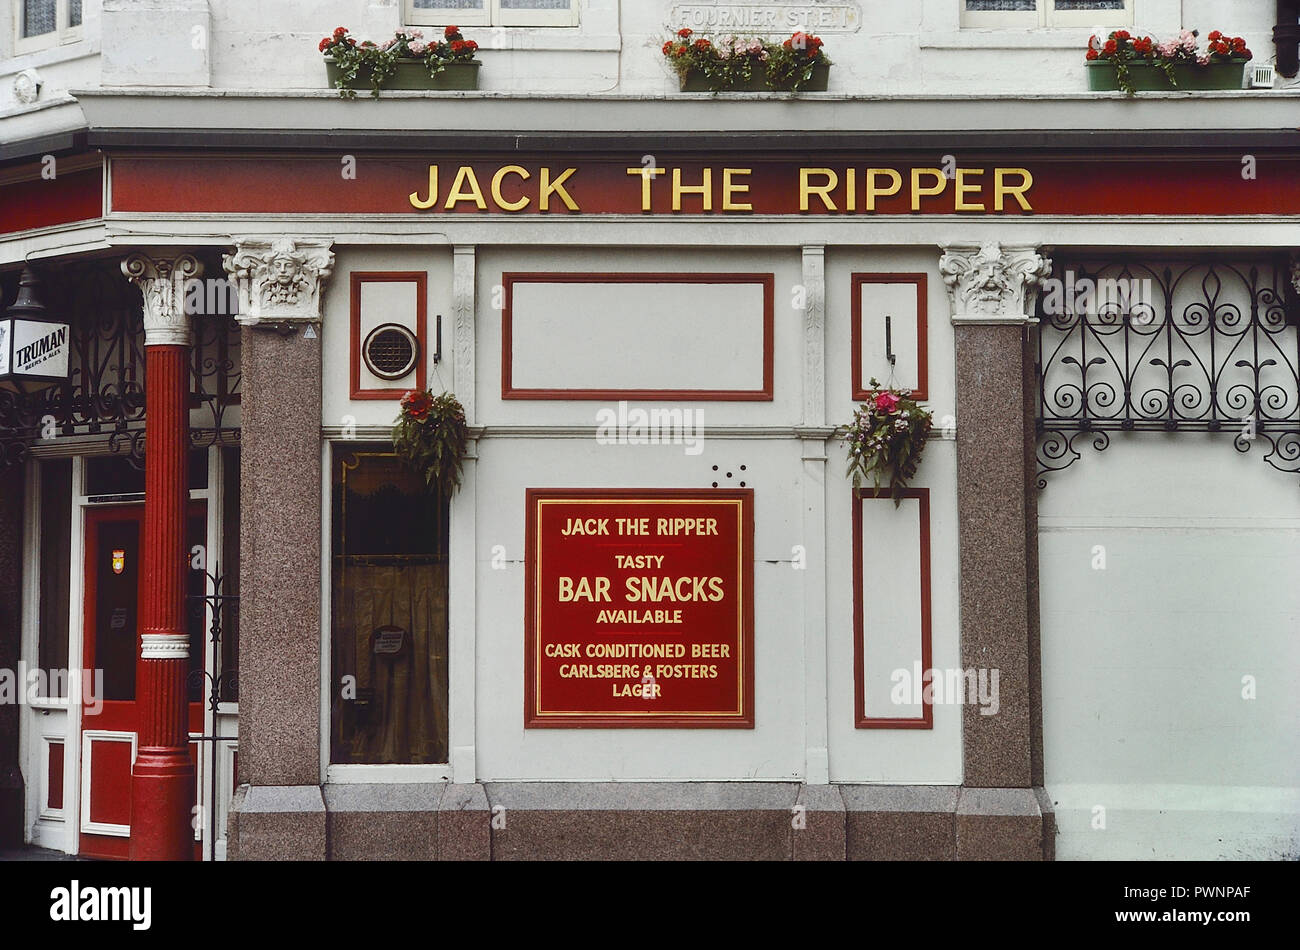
[222,238,335,327]
[939,242,1052,322]
[122,252,203,347]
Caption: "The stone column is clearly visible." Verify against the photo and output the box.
[222,238,334,860]
[122,251,203,861]
[0,462,23,848]
[939,241,1054,860]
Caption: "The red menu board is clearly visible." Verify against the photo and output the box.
[525,489,754,728]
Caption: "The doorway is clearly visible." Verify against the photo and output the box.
[78,502,206,860]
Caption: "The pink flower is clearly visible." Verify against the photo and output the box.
[875,392,901,413]
[410,40,428,54]
[1197,54,1210,65]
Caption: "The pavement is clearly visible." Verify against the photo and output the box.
[0,845,87,861]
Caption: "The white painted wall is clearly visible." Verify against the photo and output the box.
[2,0,1291,131]
[1039,438,1300,859]
[321,241,963,782]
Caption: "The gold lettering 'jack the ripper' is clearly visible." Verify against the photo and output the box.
[409,163,1035,213]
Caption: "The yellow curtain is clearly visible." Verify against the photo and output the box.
[331,561,448,764]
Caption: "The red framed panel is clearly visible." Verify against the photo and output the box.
[524,488,755,728]
[501,272,775,401]
[851,273,928,402]
[853,487,933,730]
[46,739,64,811]
[349,271,428,400]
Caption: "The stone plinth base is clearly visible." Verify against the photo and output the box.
[226,782,1053,861]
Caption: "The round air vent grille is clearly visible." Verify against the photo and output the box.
[362,323,419,380]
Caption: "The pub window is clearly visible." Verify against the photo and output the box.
[960,0,1133,29]
[330,444,449,765]
[14,0,83,54]
[406,0,579,29]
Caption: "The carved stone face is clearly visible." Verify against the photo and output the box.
[269,255,300,285]
[967,261,1013,312]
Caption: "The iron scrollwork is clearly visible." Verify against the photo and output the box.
[1035,257,1299,487]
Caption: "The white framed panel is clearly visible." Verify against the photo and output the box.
[79,729,137,838]
[857,491,928,724]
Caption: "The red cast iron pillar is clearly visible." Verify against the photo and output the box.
[122,252,203,861]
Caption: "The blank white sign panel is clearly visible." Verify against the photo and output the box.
[860,495,925,720]
[509,280,766,393]
[859,282,920,395]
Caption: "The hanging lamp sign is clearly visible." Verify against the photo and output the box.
[0,268,69,393]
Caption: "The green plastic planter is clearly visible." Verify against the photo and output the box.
[325,58,481,92]
[1086,59,1246,92]
[678,62,830,92]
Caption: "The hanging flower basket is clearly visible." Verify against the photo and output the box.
[841,380,933,506]
[393,389,469,498]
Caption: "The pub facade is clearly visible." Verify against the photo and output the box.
[0,0,1297,861]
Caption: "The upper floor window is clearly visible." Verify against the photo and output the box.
[961,0,1133,29]
[406,0,579,29]
[15,0,82,54]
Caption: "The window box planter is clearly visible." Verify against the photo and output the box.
[325,57,481,91]
[1086,59,1245,92]
[678,62,830,92]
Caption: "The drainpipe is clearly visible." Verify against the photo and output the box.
[1277,0,1299,77]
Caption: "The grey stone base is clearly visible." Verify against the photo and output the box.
[228,784,326,861]
[227,782,1053,861]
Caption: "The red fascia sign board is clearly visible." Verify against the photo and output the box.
[107,154,1300,216]
[1,166,103,235]
[525,489,754,728]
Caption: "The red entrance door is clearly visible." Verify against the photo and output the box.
[80,503,206,860]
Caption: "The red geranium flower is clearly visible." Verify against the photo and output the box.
[319,37,331,52]
[677,27,693,38]
[445,25,459,37]
[1103,38,1118,54]
[694,38,711,50]
[662,40,673,55]
[401,390,434,421]
[1114,29,1130,41]
[874,391,901,413]
[1085,48,1099,61]
[333,27,347,37]
[1231,36,1246,50]
[1208,30,1222,41]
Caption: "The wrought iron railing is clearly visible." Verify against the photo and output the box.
[1035,257,1299,486]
